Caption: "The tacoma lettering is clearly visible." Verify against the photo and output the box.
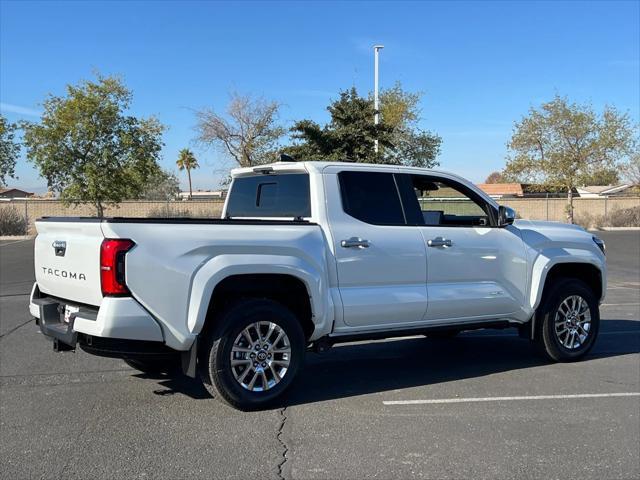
[41,267,86,281]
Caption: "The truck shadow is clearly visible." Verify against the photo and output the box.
[146,319,639,404]
[281,319,640,407]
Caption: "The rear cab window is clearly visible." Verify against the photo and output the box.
[226,173,311,218]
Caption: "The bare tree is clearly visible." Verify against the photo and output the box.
[484,171,504,184]
[622,152,640,185]
[195,93,284,168]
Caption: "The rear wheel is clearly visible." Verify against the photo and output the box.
[535,278,600,362]
[199,299,305,411]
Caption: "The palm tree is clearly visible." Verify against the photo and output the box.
[176,149,199,199]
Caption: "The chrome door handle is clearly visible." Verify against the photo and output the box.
[427,237,452,248]
[341,237,370,248]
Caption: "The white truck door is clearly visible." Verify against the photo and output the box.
[324,168,428,329]
[396,173,528,322]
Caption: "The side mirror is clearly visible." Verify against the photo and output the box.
[498,206,516,226]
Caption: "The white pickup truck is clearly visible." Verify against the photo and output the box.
[30,161,606,409]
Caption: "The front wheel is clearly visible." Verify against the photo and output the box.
[535,278,600,362]
[199,299,306,411]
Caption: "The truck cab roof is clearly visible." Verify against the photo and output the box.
[231,161,498,208]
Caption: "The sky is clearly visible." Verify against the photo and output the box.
[1,0,639,192]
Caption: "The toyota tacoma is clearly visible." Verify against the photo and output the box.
[29,161,606,410]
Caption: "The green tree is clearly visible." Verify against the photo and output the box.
[176,148,199,199]
[284,85,441,167]
[504,96,636,223]
[0,115,20,187]
[140,169,181,201]
[285,88,393,163]
[377,83,442,168]
[195,92,284,168]
[22,74,164,216]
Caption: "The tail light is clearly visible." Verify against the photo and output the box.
[100,239,135,296]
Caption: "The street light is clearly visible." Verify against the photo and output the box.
[373,44,384,153]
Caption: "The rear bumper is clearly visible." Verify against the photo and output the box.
[30,283,167,352]
[32,296,78,351]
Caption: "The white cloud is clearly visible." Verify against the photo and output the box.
[0,102,41,117]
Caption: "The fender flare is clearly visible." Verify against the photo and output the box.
[529,249,606,312]
[186,253,332,341]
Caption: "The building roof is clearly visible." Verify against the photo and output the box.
[476,183,524,197]
[577,184,633,196]
[0,188,34,197]
[178,190,226,199]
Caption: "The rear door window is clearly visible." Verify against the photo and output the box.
[338,171,405,225]
[226,174,311,218]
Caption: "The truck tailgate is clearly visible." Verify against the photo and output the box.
[34,220,104,306]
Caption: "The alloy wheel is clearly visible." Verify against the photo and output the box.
[230,321,291,391]
[554,295,592,350]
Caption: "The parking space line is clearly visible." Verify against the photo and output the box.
[456,329,639,339]
[0,239,30,247]
[600,329,640,335]
[383,392,640,406]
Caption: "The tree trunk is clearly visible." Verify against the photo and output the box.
[95,201,104,218]
[567,188,574,224]
[187,168,193,200]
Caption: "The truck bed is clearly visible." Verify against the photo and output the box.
[33,216,328,350]
[38,216,315,225]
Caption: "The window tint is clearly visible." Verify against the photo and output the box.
[408,175,490,227]
[338,171,405,225]
[226,174,311,218]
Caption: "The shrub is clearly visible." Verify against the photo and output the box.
[146,205,192,218]
[574,212,600,230]
[606,206,640,227]
[146,204,220,219]
[575,205,640,229]
[191,208,220,219]
[0,206,29,235]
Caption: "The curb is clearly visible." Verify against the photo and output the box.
[591,227,640,231]
[0,235,35,240]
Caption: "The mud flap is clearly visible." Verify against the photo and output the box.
[181,340,197,378]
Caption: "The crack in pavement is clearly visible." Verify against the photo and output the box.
[0,317,34,340]
[276,407,289,480]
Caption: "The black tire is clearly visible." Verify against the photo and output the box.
[123,356,181,375]
[199,298,305,411]
[535,278,600,362]
[424,330,459,339]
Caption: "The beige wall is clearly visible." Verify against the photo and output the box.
[497,197,640,222]
[1,200,225,234]
[1,197,639,234]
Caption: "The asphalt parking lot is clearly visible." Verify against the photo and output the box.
[1,232,639,479]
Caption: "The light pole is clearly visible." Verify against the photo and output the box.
[373,45,384,153]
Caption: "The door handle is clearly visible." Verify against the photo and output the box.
[427,237,452,248]
[341,237,370,248]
